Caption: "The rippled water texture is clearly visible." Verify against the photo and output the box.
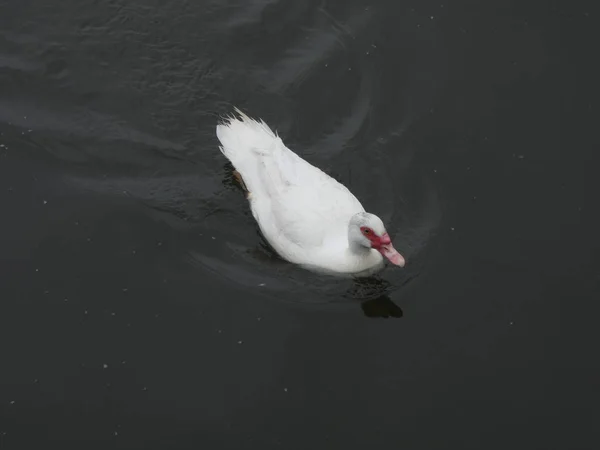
[2,0,446,303]
[1,1,598,449]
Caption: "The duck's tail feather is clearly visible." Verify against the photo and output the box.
[217,108,285,198]
[216,108,277,163]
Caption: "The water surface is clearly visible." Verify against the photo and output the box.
[1,1,598,448]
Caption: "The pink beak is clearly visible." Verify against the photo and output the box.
[376,233,406,267]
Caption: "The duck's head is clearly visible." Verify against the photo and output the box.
[349,212,405,267]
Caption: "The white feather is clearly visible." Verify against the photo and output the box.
[216,109,401,276]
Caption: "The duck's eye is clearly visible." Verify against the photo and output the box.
[363,228,371,235]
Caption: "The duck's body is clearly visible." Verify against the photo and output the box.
[216,109,404,276]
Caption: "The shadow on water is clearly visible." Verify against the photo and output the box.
[350,277,405,319]
[361,295,404,318]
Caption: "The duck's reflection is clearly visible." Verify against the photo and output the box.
[349,276,404,318]
[361,294,403,318]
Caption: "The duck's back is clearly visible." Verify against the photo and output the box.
[216,111,364,264]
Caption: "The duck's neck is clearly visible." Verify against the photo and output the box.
[348,239,371,258]
[344,240,382,275]
[347,239,381,271]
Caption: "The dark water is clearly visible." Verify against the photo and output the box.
[1,0,599,448]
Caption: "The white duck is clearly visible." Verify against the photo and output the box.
[216,109,405,277]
